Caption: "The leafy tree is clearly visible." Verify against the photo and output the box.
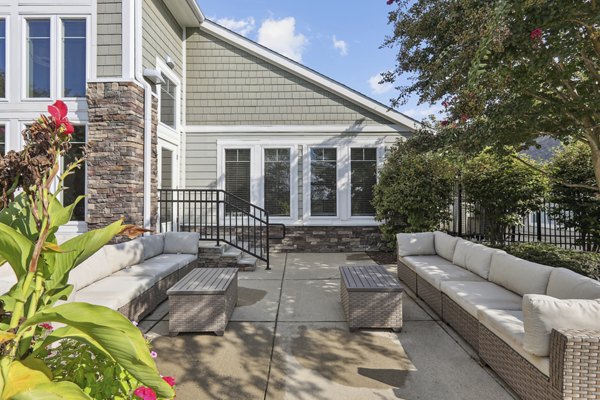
[462,149,548,245]
[373,135,456,245]
[383,0,600,191]
[549,142,600,251]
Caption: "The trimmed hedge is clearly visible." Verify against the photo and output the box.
[498,242,600,280]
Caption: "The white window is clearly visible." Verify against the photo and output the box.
[26,19,51,98]
[350,148,377,216]
[0,124,5,155]
[264,148,291,217]
[62,19,86,97]
[62,125,86,221]
[160,73,176,129]
[310,147,337,217]
[0,18,6,99]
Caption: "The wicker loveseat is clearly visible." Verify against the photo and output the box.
[0,232,200,322]
[396,231,600,400]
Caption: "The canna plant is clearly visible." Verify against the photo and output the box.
[0,101,174,399]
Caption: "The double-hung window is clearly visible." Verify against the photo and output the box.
[63,126,86,221]
[160,74,177,129]
[264,148,291,217]
[350,148,377,216]
[225,149,251,213]
[62,19,86,97]
[0,19,6,98]
[310,148,337,216]
[26,19,51,98]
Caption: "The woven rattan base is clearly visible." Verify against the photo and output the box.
[397,259,417,293]
[442,294,480,352]
[416,275,442,316]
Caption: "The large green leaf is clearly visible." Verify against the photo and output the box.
[0,223,34,279]
[0,194,37,242]
[46,195,85,238]
[1,359,52,399]
[9,382,92,400]
[43,219,124,291]
[18,303,174,398]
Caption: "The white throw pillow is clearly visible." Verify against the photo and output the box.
[164,232,200,255]
[522,294,600,357]
[451,239,475,269]
[464,244,504,279]
[396,232,436,257]
[433,231,459,261]
[546,268,600,299]
[488,253,553,296]
[140,234,165,260]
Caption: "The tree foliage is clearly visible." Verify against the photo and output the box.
[548,142,600,251]
[373,135,456,245]
[462,149,548,245]
[384,0,600,190]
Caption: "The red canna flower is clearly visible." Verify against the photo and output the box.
[530,28,543,41]
[39,323,53,331]
[386,0,394,4]
[133,387,157,400]
[162,376,176,387]
[441,120,449,126]
[47,100,74,136]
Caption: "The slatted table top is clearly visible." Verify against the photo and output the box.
[339,265,403,292]
[167,268,238,295]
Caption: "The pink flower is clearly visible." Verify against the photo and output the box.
[530,27,543,41]
[386,0,394,4]
[47,100,74,135]
[133,387,157,400]
[442,101,448,108]
[39,323,53,331]
[162,376,176,387]
[441,120,449,126]
[150,350,158,358]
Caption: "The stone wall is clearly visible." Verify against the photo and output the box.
[86,81,158,231]
[270,226,387,253]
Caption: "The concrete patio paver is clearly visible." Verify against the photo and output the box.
[143,252,515,400]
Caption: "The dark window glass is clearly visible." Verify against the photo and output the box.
[63,19,86,97]
[63,126,86,221]
[225,149,250,213]
[264,148,290,216]
[0,20,6,98]
[310,148,337,216]
[0,124,5,155]
[160,74,176,129]
[351,148,377,216]
[27,19,51,98]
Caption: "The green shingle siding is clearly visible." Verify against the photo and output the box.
[96,0,122,77]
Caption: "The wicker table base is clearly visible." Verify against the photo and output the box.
[167,268,238,336]
[340,265,404,332]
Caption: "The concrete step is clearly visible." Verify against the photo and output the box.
[237,254,258,272]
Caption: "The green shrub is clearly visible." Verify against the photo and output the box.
[499,242,600,280]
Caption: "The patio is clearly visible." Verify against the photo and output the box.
[138,252,516,400]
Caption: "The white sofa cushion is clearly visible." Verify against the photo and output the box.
[522,294,600,357]
[478,309,549,376]
[452,238,476,269]
[74,275,158,311]
[140,234,164,260]
[545,268,600,299]
[113,260,180,280]
[0,279,15,295]
[142,254,196,270]
[67,248,112,291]
[488,253,553,296]
[441,281,523,318]
[103,240,145,273]
[164,232,200,255]
[0,263,17,294]
[433,231,458,261]
[464,244,504,280]
[414,263,485,290]
[397,232,436,257]
[402,255,455,272]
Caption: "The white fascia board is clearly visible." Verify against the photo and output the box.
[199,20,421,131]
[163,0,205,28]
[185,124,411,134]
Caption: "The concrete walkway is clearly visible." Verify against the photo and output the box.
[139,253,516,400]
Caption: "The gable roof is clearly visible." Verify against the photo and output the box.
[198,19,420,131]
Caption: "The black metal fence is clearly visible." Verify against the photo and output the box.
[444,186,589,250]
[157,189,273,269]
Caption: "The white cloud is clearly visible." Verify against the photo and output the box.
[257,17,308,62]
[368,73,393,95]
[402,104,444,119]
[215,17,256,36]
[332,35,348,56]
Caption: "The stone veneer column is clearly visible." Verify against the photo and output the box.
[86,81,158,231]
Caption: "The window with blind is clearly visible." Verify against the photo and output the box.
[0,124,5,155]
[310,147,337,216]
[351,148,377,216]
[160,74,176,129]
[264,148,290,216]
[225,149,251,213]
[63,126,86,221]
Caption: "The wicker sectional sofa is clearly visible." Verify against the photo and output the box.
[0,232,200,322]
[397,231,600,400]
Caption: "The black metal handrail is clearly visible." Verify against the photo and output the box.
[157,189,277,269]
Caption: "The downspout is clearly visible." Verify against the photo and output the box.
[134,0,153,230]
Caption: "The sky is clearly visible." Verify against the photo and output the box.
[197,0,442,121]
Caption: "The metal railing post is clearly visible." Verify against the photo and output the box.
[216,190,221,246]
[266,212,270,270]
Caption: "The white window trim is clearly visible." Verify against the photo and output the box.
[0,15,9,102]
[217,138,384,226]
[21,15,91,102]
[155,57,181,138]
